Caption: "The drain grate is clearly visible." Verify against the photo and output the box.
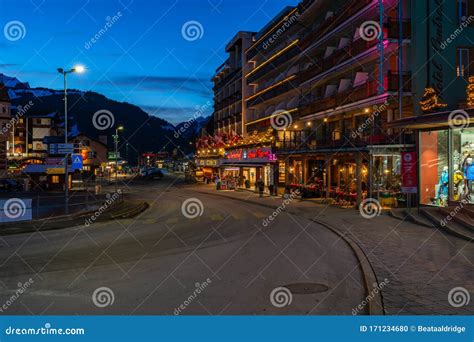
[283,283,329,295]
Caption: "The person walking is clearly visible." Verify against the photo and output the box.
[257,179,265,198]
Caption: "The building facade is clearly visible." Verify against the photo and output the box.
[0,85,11,178]
[389,0,474,207]
[198,0,474,206]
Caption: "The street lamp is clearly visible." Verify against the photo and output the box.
[57,65,85,211]
[114,126,124,192]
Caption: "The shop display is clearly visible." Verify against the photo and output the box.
[421,128,474,206]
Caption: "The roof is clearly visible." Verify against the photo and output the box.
[72,134,108,147]
[23,164,73,174]
[43,136,64,144]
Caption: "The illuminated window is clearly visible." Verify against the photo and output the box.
[52,176,59,184]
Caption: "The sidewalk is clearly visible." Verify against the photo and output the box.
[190,185,474,315]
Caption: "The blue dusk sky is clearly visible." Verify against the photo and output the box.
[0,0,298,124]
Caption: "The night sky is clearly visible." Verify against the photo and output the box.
[0,0,298,124]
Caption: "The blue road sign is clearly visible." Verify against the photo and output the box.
[71,154,83,171]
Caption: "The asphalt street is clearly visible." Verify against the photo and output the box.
[0,174,368,315]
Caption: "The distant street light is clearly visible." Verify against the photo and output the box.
[114,126,124,192]
[57,65,85,211]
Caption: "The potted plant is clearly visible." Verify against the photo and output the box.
[245,179,251,189]
[216,181,222,190]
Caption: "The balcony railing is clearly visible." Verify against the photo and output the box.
[277,130,414,152]
[299,72,411,116]
[300,0,373,50]
[246,77,300,108]
[246,45,300,83]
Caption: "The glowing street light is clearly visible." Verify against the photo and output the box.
[57,65,85,211]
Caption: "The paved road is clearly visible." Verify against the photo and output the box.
[0,175,367,315]
[191,185,474,315]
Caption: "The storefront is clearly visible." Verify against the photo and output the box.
[220,147,278,193]
[389,108,474,207]
[195,158,220,183]
[419,127,474,206]
[369,146,409,208]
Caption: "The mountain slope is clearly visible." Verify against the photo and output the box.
[2,74,202,163]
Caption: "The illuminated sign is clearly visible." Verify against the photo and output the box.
[226,148,276,162]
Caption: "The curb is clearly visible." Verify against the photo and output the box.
[191,189,385,315]
[0,201,150,236]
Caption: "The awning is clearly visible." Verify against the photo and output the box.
[220,162,274,168]
[387,109,474,129]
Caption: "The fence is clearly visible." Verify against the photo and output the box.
[0,190,124,222]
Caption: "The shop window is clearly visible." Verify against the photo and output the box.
[452,128,474,204]
[420,130,449,206]
[456,48,469,77]
[51,176,59,184]
[278,161,286,183]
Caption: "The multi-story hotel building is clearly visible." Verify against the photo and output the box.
[213,31,254,136]
[198,0,474,207]
[275,0,413,205]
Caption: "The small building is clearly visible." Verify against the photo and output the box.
[0,84,11,178]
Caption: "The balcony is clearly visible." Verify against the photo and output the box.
[246,45,300,83]
[300,72,411,116]
[300,0,373,50]
[300,38,384,84]
[246,77,299,108]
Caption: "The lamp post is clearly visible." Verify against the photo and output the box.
[57,65,85,211]
[113,126,124,193]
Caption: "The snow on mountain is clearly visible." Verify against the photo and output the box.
[0,74,29,89]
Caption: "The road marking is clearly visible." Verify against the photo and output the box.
[252,212,267,219]
[166,218,179,224]
[210,214,224,221]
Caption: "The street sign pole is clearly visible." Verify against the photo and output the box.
[63,72,69,215]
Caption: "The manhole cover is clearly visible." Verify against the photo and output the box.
[283,283,329,295]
